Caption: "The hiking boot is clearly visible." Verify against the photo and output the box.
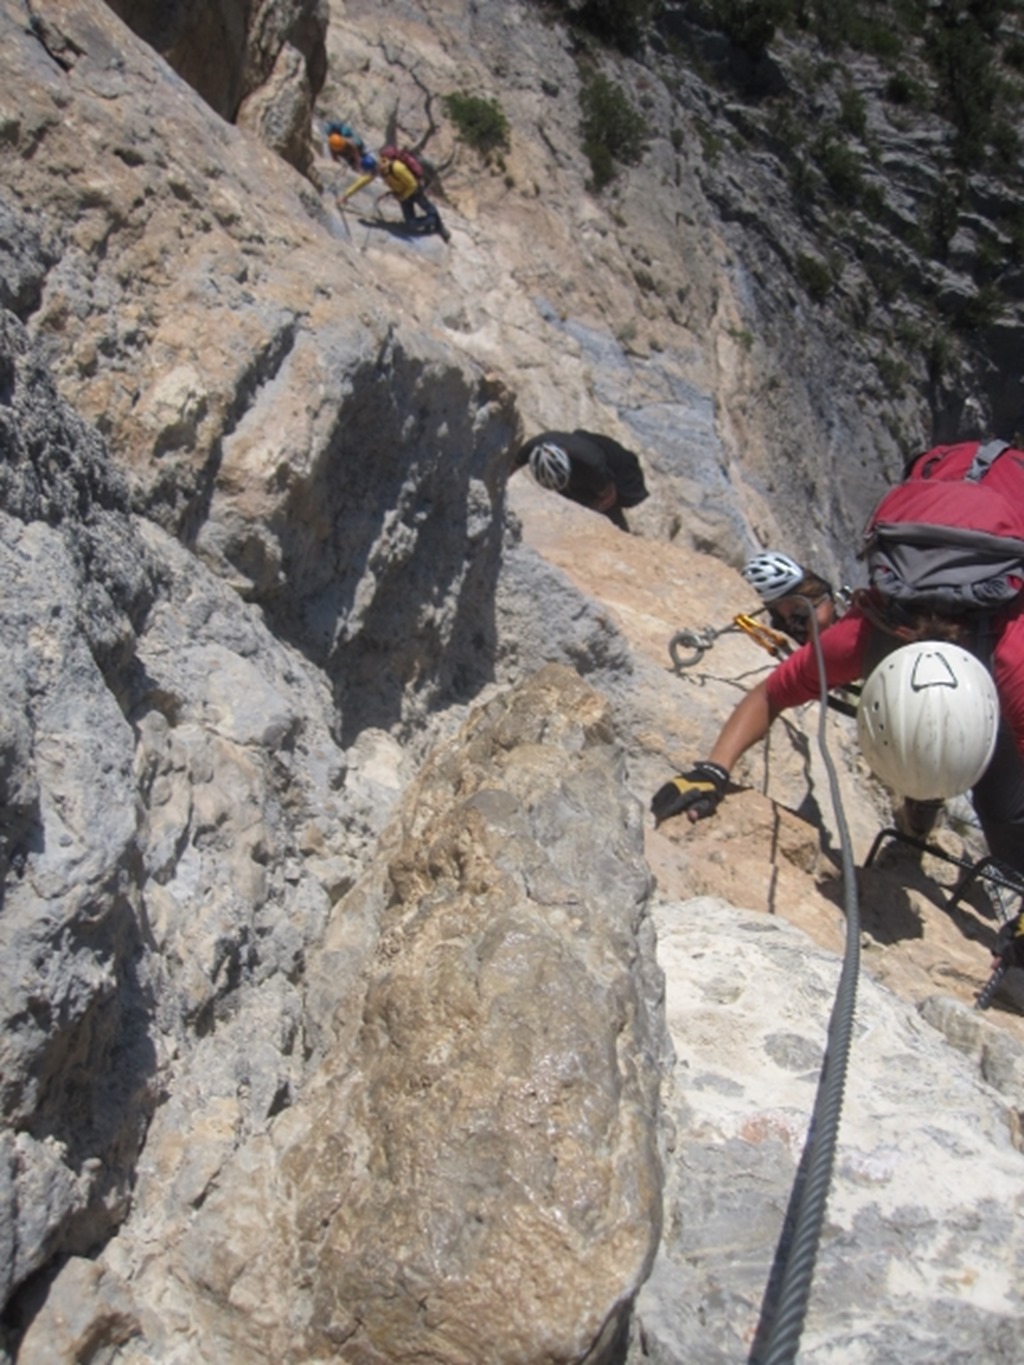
[894,797,944,840]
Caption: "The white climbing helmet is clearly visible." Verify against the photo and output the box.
[528,442,571,492]
[741,551,805,603]
[856,641,999,799]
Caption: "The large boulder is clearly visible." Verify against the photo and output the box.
[20,666,667,1363]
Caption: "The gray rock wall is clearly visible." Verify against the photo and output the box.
[102,0,328,174]
[17,667,667,1365]
[3,0,1024,1359]
[0,306,340,1320]
[0,302,523,1354]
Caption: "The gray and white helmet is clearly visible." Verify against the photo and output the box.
[857,642,999,800]
[529,442,571,491]
[741,550,805,602]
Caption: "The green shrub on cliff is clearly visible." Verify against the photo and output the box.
[443,92,510,160]
[579,72,647,190]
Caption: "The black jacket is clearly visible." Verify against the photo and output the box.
[514,430,649,510]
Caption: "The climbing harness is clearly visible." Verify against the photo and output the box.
[668,612,791,672]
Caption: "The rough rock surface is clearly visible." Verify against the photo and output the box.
[23,666,664,1364]
[103,0,329,174]
[1,0,1023,1360]
[509,477,1024,1048]
[506,487,1024,1362]
[640,897,1023,1364]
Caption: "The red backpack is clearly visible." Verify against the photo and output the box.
[380,144,426,182]
[861,439,1024,612]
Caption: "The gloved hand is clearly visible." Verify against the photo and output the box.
[994,911,1024,968]
[651,762,729,826]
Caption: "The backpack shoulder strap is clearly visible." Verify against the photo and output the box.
[968,439,1011,481]
[963,609,999,672]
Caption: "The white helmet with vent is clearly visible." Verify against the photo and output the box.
[857,642,999,799]
[528,442,571,492]
[741,551,805,602]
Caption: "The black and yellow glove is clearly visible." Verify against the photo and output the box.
[651,762,729,826]
[995,911,1024,969]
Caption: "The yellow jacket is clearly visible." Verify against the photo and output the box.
[341,158,418,204]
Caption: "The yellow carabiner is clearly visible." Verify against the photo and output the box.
[733,614,791,659]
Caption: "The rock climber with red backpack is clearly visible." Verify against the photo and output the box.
[338,146,450,241]
[651,437,1024,969]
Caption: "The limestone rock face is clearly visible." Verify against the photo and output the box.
[0,306,158,1291]
[501,482,1024,1364]
[4,1,519,745]
[0,304,347,1318]
[102,0,328,173]
[196,666,664,1364]
[235,37,317,177]
[4,0,1024,1360]
[638,898,1024,1364]
[21,667,666,1365]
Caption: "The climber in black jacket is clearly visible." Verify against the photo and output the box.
[512,429,649,531]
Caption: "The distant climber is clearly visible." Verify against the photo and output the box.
[339,150,450,242]
[512,430,650,531]
[325,121,365,171]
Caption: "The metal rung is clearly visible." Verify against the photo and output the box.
[864,829,1023,1012]
[864,826,970,870]
[864,828,1024,916]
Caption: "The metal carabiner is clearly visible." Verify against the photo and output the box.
[668,627,717,672]
[733,614,791,659]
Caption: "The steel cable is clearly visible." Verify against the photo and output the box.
[750,597,862,1364]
